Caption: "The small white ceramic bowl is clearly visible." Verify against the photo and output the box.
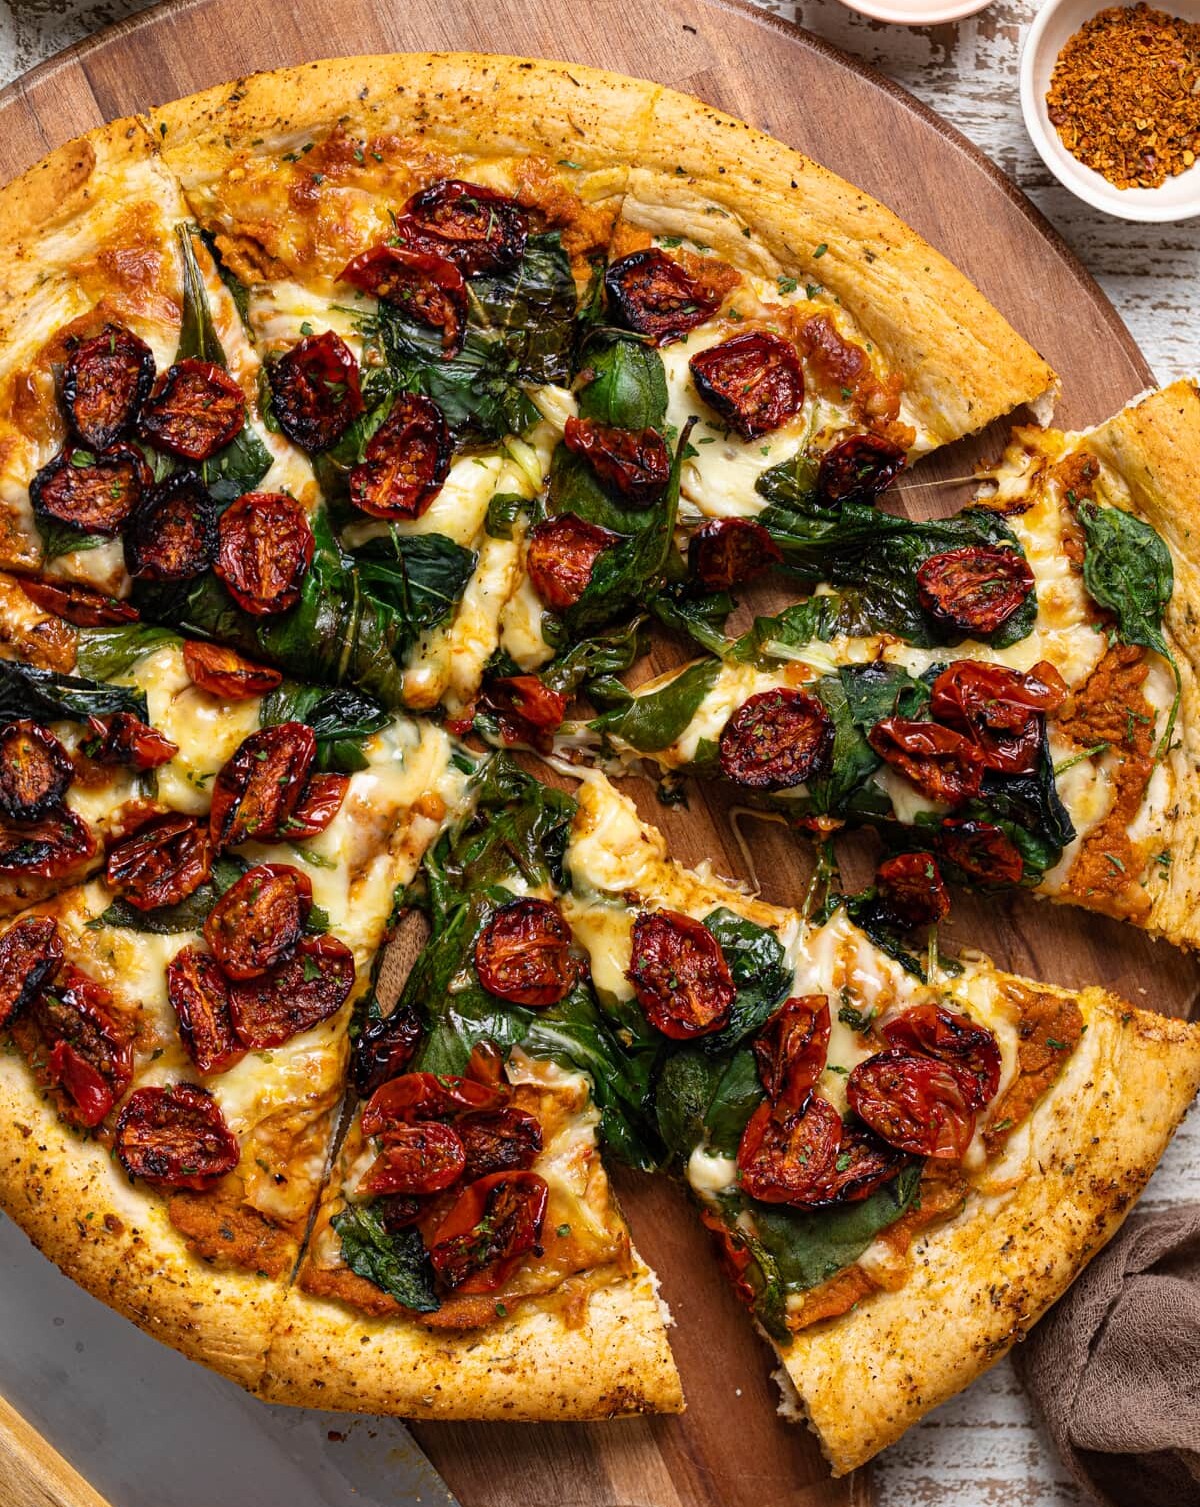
[1020,0,1200,222]
[837,0,991,21]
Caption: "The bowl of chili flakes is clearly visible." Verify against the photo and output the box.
[1021,0,1200,221]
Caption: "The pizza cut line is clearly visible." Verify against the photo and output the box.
[0,50,1195,1472]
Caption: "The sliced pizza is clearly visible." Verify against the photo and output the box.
[562,381,1200,948]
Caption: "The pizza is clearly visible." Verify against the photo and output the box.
[0,49,1194,1468]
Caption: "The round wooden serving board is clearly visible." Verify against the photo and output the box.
[0,4,1192,1507]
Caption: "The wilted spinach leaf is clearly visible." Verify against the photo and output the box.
[74,624,180,681]
[90,855,247,935]
[0,660,147,725]
[588,657,720,752]
[352,529,477,636]
[330,1203,439,1312]
[701,908,792,1052]
[576,333,669,431]
[259,682,391,773]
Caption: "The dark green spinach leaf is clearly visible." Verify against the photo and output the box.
[330,1203,439,1312]
[0,660,147,725]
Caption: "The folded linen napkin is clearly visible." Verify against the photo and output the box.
[1012,1207,1200,1507]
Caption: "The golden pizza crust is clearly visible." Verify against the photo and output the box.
[621,86,1057,448]
[779,988,1200,1474]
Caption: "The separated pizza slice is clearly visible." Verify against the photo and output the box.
[270,755,681,1419]
[554,771,1200,1471]
[562,381,1200,948]
[0,630,471,1382]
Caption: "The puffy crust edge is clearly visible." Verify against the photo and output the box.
[259,1255,684,1420]
[780,988,1200,1474]
[622,86,1058,448]
[0,1051,281,1389]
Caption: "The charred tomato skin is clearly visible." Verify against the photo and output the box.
[215,491,315,616]
[84,713,178,771]
[16,576,139,628]
[361,1072,508,1137]
[688,331,805,440]
[479,675,568,750]
[284,773,350,840]
[124,470,218,583]
[267,330,364,452]
[881,1002,1001,1109]
[875,851,951,930]
[203,862,312,980]
[351,1002,423,1098]
[114,1083,240,1189]
[209,722,317,851]
[166,945,245,1076]
[104,811,213,911]
[525,513,618,612]
[34,966,132,1128]
[358,1121,467,1197]
[627,909,735,1039]
[847,1049,978,1161]
[348,394,452,520]
[719,687,835,791]
[225,933,356,1049]
[29,443,151,536]
[428,1170,549,1293]
[929,659,1068,776]
[916,545,1036,637]
[688,517,783,591]
[936,817,1025,888]
[753,995,831,1119]
[474,897,578,1007]
[817,433,907,507]
[737,1095,842,1205]
[182,641,283,700]
[0,806,96,879]
[339,246,468,357]
[395,179,528,275]
[604,249,722,344]
[867,716,986,806]
[457,1107,543,1182]
[138,359,246,461]
[0,915,63,1029]
[0,721,74,820]
[561,416,671,507]
[60,324,156,449]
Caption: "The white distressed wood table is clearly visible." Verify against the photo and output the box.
[0,2,1196,1502]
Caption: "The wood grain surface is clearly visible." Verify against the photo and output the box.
[0,1395,114,1507]
[0,4,1194,1506]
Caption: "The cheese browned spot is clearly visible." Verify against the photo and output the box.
[790,310,914,448]
[168,1183,296,1277]
[1058,644,1156,915]
[513,158,617,270]
[983,987,1084,1156]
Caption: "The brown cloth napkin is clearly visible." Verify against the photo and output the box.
[1012,1207,1200,1507]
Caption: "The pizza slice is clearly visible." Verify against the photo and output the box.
[562,381,1200,948]
[267,754,681,1418]
[552,770,1200,1470]
[0,627,470,1380]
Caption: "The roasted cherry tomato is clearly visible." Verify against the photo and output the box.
[525,513,618,612]
[166,945,244,1075]
[284,773,350,839]
[475,898,577,1007]
[457,1107,543,1181]
[360,1072,507,1137]
[84,713,178,770]
[182,641,283,700]
[61,324,155,448]
[124,471,218,582]
[266,330,365,451]
[215,491,315,616]
[479,675,568,750]
[753,995,831,1119]
[348,394,451,520]
[561,416,671,507]
[114,1083,240,1188]
[719,687,835,791]
[627,909,735,1039]
[351,1002,423,1098]
[209,722,317,851]
[929,659,1068,775]
[0,807,95,878]
[375,1193,428,1233]
[359,1121,467,1196]
[138,359,246,460]
[29,443,151,536]
[816,433,907,507]
[464,1039,507,1088]
[35,966,132,1128]
[808,1119,910,1205]
[867,717,985,806]
[881,1002,1001,1109]
[429,1170,549,1293]
[203,862,312,980]
[0,721,73,820]
[604,249,722,344]
[689,331,804,440]
[105,812,213,911]
[936,817,1025,888]
[227,933,355,1049]
[0,915,63,1029]
[875,851,950,929]
[688,517,782,591]
[847,1049,977,1160]
[394,179,528,275]
[340,246,467,356]
[737,1095,842,1204]
[16,576,139,628]
[916,545,1035,637]
[698,1206,759,1309]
